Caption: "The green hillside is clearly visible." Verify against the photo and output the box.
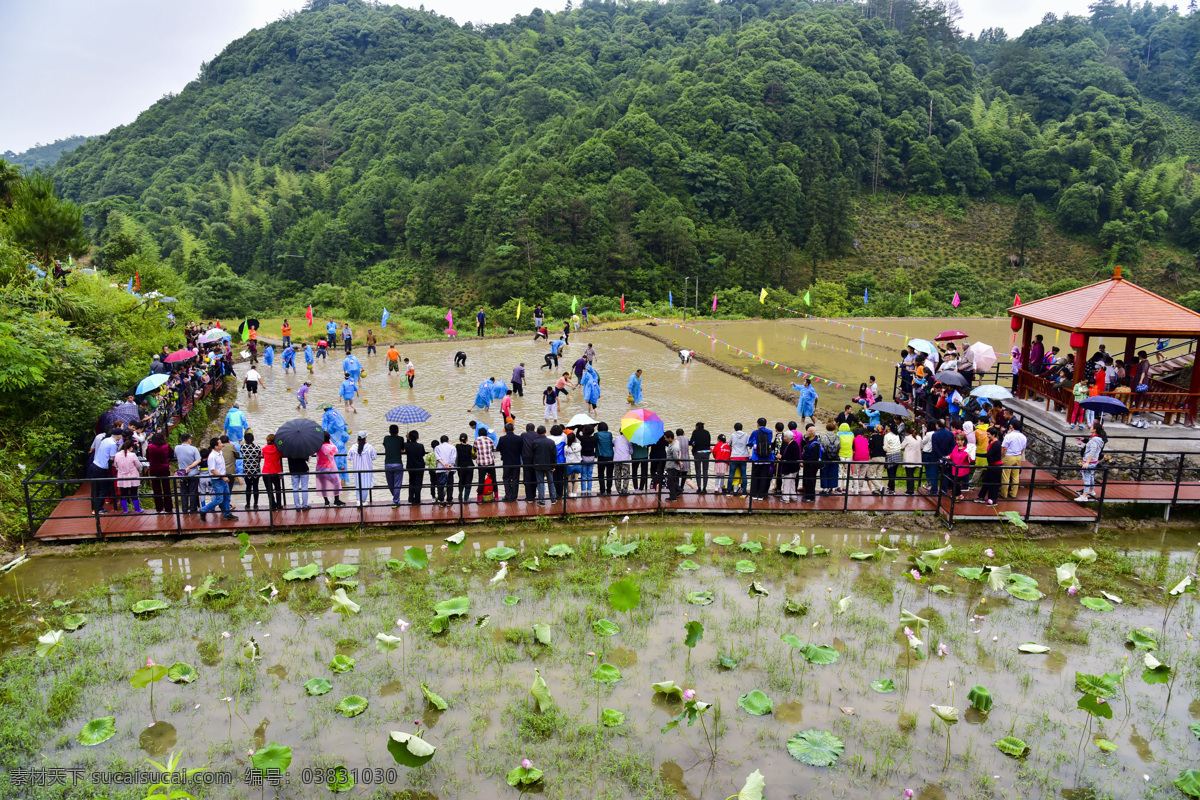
[19,0,1200,319]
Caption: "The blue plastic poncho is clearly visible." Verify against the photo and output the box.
[223,407,249,442]
[474,379,495,410]
[471,421,499,446]
[627,372,643,404]
[263,345,274,367]
[282,345,295,367]
[321,407,350,451]
[792,383,818,417]
[582,370,600,406]
[304,345,314,365]
[342,354,362,381]
[339,378,358,400]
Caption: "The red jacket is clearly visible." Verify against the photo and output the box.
[713,441,731,461]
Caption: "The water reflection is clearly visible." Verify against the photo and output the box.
[138,721,177,756]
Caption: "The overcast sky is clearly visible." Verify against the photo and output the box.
[1,0,1094,155]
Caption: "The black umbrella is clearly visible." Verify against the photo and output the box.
[238,319,262,336]
[934,370,969,388]
[869,401,912,418]
[274,418,324,458]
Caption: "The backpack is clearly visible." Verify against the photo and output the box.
[754,430,772,460]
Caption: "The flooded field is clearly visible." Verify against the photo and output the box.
[242,329,797,442]
[3,523,1200,799]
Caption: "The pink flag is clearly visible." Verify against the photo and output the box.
[446,308,454,327]
[712,294,718,312]
[951,292,961,308]
[306,305,313,327]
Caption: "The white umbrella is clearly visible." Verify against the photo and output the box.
[965,341,997,372]
[199,329,229,344]
[566,413,599,427]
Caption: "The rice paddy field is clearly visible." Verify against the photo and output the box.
[3,522,1200,800]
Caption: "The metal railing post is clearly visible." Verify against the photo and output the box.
[1025,467,1036,522]
[1095,467,1108,531]
[1171,454,1185,508]
[23,481,34,540]
[656,464,663,514]
[358,470,366,529]
[1139,438,1149,482]
[173,475,183,536]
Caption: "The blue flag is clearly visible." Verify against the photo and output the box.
[381,308,389,328]
[669,291,673,308]
[126,276,134,293]
[863,288,869,305]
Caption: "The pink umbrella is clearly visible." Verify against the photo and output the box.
[164,349,197,363]
[445,328,458,337]
[965,341,997,372]
[934,330,968,342]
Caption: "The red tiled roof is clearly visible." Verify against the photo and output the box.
[1009,274,1200,336]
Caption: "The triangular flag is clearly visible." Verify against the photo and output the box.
[446,308,454,327]
[863,288,869,305]
[759,287,768,304]
[571,295,578,313]
[908,287,912,304]
[134,271,140,291]
[712,294,718,312]
[516,299,521,320]
[381,308,389,328]
[620,294,626,312]
[68,255,74,267]
[1013,293,1021,306]
[952,292,961,308]
[126,276,133,292]
[669,291,673,308]
[803,289,811,306]
[306,305,313,326]
[241,320,251,342]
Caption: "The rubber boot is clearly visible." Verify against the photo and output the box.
[120,498,129,514]
[133,499,144,514]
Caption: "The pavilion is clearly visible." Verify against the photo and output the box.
[1009,266,1200,425]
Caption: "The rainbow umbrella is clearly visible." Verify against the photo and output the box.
[620,409,664,446]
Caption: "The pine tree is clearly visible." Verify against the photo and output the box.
[1009,194,1041,267]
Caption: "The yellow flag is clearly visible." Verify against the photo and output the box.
[759,288,768,304]
[516,299,521,320]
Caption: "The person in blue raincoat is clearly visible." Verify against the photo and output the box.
[469,420,499,446]
[627,369,643,404]
[791,378,818,425]
[342,353,362,385]
[263,344,275,368]
[304,344,314,372]
[474,378,496,411]
[339,372,359,413]
[282,344,296,374]
[224,404,249,443]
[582,367,601,412]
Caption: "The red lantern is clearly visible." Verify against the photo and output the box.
[1070,331,1085,349]
[1010,316,1022,332]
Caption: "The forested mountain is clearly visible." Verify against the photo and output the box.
[44,0,1200,312]
[2,136,92,170]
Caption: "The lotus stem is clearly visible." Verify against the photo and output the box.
[699,713,716,760]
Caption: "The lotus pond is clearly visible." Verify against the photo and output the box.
[3,523,1200,800]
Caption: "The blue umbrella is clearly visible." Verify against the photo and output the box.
[385,405,432,425]
[1079,396,1127,414]
[135,374,169,395]
[970,385,1013,400]
[908,338,937,355]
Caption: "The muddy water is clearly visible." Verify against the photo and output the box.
[676,317,1159,402]
[4,524,1199,800]
[240,329,797,443]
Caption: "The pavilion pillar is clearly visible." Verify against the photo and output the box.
[1123,335,1137,386]
[1189,337,1200,425]
[1020,319,1033,370]
[1073,333,1089,385]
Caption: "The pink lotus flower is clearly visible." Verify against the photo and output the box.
[397,618,411,632]
[221,631,230,639]
[1068,586,1078,596]
[146,657,157,667]
[937,642,948,657]
[904,626,914,637]
[521,759,532,769]
[984,548,994,558]
[248,748,255,756]
[905,791,915,799]
[911,569,921,580]
[499,561,507,568]
[682,689,696,701]
[440,544,448,551]
[880,527,887,533]
[184,585,194,595]
[270,588,278,598]
[944,533,950,543]
[587,651,595,657]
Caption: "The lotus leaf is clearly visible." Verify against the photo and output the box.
[475,614,490,629]
[61,613,87,631]
[591,663,623,684]
[502,595,519,606]
[129,663,168,688]
[506,765,544,787]
[1018,643,1051,654]
[304,678,333,696]
[1094,737,1117,752]
[608,578,640,612]
[546,543,574,557]
[1005,575,1044,602]
[237,531,252,558]
[403,547,429,569]
[908,556,932,574]
[1100,590,1123,604]
[51,600,72,609]
[786,729,844,766]
[335,695,368,717]
[1142,653,1172,685]
[684,620,704,648]
[967,685,993,712]
[325,564,358,579]
[1075,672,1119,699]
[520,557,541,572]
[282,563,320,581]
[737,690,773,716]
[592,619,619,637]
[533,623,553,646]
[870,679,896,693]
[191,575,221,600]
[77,716,116,746]
[433,596,470,619]
[530,669,553,712]
[1080,596,1114,611]
[995,736,1029,757]
[718,654,739,669]
[376,633,401,654]
[384,559,403,570]
[445,530,466,545]
[166,662,198,684]
[333,579,357,589]
[387,731,435,768]
[679,559,700,570]
[242,637,261,662]
[740,541,763,553]
[1071,547,1098,563]
[251,742,292,773]
[877,543,898,554]
[131,599,169,615]
[735,560,756,574]
[1055,562,1079,589]
[748,582,769,598]
[652,680,685,698]
[1179,771,1200,799]
[1191,722,1200,742]
[1127,627,1158,651]
[330,588,360,617]
[800,644,839,664]
[601,540,639,557]
[930,704,959,724]
[712,536,735,546]
[35,630,64,659]
[811,545,830,555]
[929,584,951,595]
[999,510,1027,529]
[686,591,714,605]
[849,551,875,561]
[601,708,625,727]
[327,766,355,793]
[485,546,518,561]
[329,654,355,673]
[1171,576,1194,596]
[1077,693,1113,720]
[837,595,853,614]
[784,596,808,615]
[984,564,1013,592]
[488,563,508,586]
[780,633,803,649]
[899,609,929,628]
[675,543,697,555]
[736,769,765,800]
[955,567,984,580]
[420,683,448,709]
[779,536,807,556]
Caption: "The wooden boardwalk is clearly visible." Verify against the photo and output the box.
[30,476,1117,541]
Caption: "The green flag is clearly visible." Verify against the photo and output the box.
[571,295,578,313]
[908,287,912,305]
[241,320,251,342]
[803,289,811,306]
